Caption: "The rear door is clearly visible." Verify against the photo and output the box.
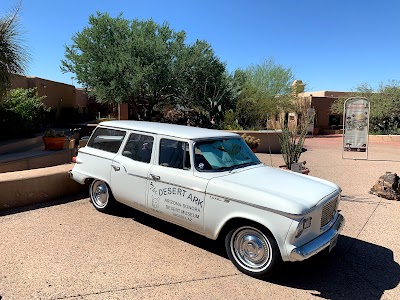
[110,132,155,210]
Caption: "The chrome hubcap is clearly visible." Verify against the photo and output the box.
[231,227,272,272]
[91,181,109,208]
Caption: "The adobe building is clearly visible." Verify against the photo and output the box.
[10,75,123,122]
[11,74,87,110]
[270,80,356,135]
[268,80,355,135]
[9,75,355,134]
[297,90,354,134]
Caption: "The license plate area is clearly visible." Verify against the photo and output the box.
[329,234,338,252]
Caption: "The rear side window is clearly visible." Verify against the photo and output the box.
[88,127,126,153]
[159,139,191,170]
[122,133,154,163]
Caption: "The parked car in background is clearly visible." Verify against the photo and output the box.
[69,121,345,278]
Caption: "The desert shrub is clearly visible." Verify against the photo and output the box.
[0,88,49,140]
[222,110,243,130]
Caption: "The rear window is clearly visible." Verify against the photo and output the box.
[87,127,126,153]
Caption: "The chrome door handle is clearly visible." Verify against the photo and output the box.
[112,165,120,171]
[150,173,160,181]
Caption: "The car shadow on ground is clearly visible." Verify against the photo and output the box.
[0,193,87,217]
[271,235,400,300]
[110,203,227,256]
[111,204,399,300]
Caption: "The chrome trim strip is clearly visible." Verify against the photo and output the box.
[155,179,204,193]
[78,150,114,161]
[100,125,156,137]
[290,213,345,261]
[126,172,148,180]
[206,193,305,218]
[206,189,340,218]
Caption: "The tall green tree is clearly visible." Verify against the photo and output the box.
[331,80,400,134]
[0,2,29,100]
[173,40,235,122]
[61,12,231,123]
[236,58,295,129]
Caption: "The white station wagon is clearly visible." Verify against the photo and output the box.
[69,120,345,278]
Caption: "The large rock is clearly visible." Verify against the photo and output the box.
[369,172,400,200]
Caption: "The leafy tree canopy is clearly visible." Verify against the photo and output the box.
[61,12,232,123]
[234,58,295,129]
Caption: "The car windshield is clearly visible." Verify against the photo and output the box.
[194,138,261,172]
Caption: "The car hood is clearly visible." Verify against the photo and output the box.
[206,165,339,215]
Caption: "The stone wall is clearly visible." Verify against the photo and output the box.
[230,130,282,153]
[0,165,85,210]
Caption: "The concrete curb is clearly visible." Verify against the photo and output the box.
[0,164,86,211]
[0,136,43,155]
[0,149,75,173]
[368,135,400,142]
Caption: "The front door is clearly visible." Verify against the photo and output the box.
[147,138,208,233]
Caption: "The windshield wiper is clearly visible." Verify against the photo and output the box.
[213,161,261,172]
[230,161,261,170]
[213,166,234,171]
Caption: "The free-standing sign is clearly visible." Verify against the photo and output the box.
[306,107,315,134]
[343,97,370,157]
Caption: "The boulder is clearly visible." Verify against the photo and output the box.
[369,172,400,200]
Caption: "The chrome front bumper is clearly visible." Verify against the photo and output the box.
[290,213,345,261]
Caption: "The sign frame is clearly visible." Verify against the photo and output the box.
[306,107,315,135]
[342,97,370,160]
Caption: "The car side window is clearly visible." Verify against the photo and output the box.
[159,139,191,170]
[122,133,154,163]
[87,128,126,153]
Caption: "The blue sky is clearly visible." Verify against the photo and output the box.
[2,0,400,91]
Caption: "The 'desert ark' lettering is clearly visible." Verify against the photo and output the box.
[159,187,186,197]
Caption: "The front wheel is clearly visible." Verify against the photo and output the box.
[89,180,116,213]
[225,225,281,278]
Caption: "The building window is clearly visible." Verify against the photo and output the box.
[329,115,341,126]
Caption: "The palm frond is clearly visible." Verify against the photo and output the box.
[0,1,29,99]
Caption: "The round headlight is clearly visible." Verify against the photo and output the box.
[295,217,312,238]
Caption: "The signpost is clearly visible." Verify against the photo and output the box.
[307,108,315,135]
[342,97,370,159]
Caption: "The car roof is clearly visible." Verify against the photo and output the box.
[99,120,239,140]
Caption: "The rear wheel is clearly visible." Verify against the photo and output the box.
[225,225,281,278]
[89,180,115,212]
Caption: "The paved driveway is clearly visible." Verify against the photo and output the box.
[1,136,399,299]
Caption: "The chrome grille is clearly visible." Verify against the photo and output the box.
[321,196,339,228]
